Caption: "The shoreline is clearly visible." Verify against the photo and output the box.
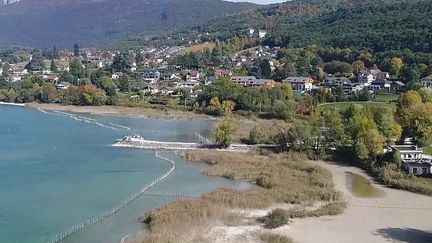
[25,103,216,121]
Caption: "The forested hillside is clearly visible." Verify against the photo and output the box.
[0,0,257,48]
[138,0,432,53]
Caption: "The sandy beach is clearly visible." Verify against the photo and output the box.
[205,161,432,243]
[26,103,214,120]
[277,161,432,243]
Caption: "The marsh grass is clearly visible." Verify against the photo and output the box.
[260,233,294,243]
[135,151,344,243]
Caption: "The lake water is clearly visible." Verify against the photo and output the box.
[0,105,238,243]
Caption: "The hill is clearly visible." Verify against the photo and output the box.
[138,0,432,53]
[0,0,258,48]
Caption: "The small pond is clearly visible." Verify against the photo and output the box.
[346,172,385,198]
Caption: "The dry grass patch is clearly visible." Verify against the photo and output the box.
[260,233,294,243]
[136,151,344,242]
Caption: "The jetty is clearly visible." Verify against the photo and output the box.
[113,135,277,151]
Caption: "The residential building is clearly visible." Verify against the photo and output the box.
[369,79,392,92]
[186,70,200,82]
[358,69,390,85]
[56,82,70,90]
[179,80,200,89]
[214,69,233,78]
[403,160,432,175]
[390,145,423,161]
[323,77,350,86]
[421,75,432,88]
[231,76,275,88]
[343,83,364,93]
[391,81,405,92]
[142,71,161,84]
[283,77,314,91]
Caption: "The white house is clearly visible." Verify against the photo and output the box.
[369,79,392,92]
[390,145,423,161]
[421,75,432,88]
[283,77,314,91]
[258,30,267,38]
[186,70,200,82]
[143,71,161,84]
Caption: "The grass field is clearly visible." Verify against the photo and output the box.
[318,101,396,111]
[423,147,432,156]
[373,94,399,103]
[182,42,216,53]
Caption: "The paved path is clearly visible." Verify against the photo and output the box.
[277,161,432,243]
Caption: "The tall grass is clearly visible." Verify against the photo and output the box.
[132,151,344,243]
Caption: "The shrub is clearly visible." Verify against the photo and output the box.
[256,175,276,189]
[260,233,294,243]
[264,208,290,229]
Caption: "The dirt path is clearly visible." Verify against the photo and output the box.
[277,161,432,243]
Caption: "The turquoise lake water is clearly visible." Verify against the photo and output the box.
[0,105,239,243]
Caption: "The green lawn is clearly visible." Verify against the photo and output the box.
[318,101,396,111]
[373,94,400,103]
[423,147,432,156]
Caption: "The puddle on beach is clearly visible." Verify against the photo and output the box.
[346,172,385,198]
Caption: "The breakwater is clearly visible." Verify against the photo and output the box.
[113,136,278,151]
[46,151,176,243]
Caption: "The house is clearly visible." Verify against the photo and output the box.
[186,70,200,81]
[358,69,390,85]
[46,75,60,83]
[143,71,161,84]
[160,72,178,82]
[160,87,176,96]
[343,83,364,93]
[369,79,392,92]
[205,76,217,86]
[56,82,70,90]
[421,75,432,88]
[403,160,432,175]
[392,81,405,92]
[142,85,159,95]
[214,69,233,78]
[283,77,314,91]
[111,72,123,80]
[323,77,350,86]
[258,30,267,38]
[390,145,432,175]
[179,80,200,89]
[10,75,22,82]
[230,76,275,88]
[390,145,423,161]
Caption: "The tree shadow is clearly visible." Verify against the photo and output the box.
[374,227,432,243]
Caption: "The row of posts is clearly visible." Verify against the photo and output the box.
[47,151,176,243]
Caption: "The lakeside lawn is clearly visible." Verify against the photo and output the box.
[318,101,396,111]
[423,146,432,156]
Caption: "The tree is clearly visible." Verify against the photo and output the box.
[25,49,45,71]
[39,82,58,103]
[259,59,272,78]
[248,126,265,144]
[73,44,80,57]
[50,59,58,72]
[118,75,131,92]
[352,60,365,76]
[221,100,235,116]
[390,57,404,78]
[269,100,294,120]
[111,52,133,73]
[69,58,85,79]
[214,118,235,148]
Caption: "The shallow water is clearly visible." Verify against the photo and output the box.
[346,172,385,198]
[0,105,237,243]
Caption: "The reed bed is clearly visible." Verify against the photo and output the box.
[133,151,344,243]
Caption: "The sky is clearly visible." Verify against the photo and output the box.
[228,0,288,4]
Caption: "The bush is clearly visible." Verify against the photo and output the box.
[260,233,294,243]
[256,175,276,189]
[264,209,290,229]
